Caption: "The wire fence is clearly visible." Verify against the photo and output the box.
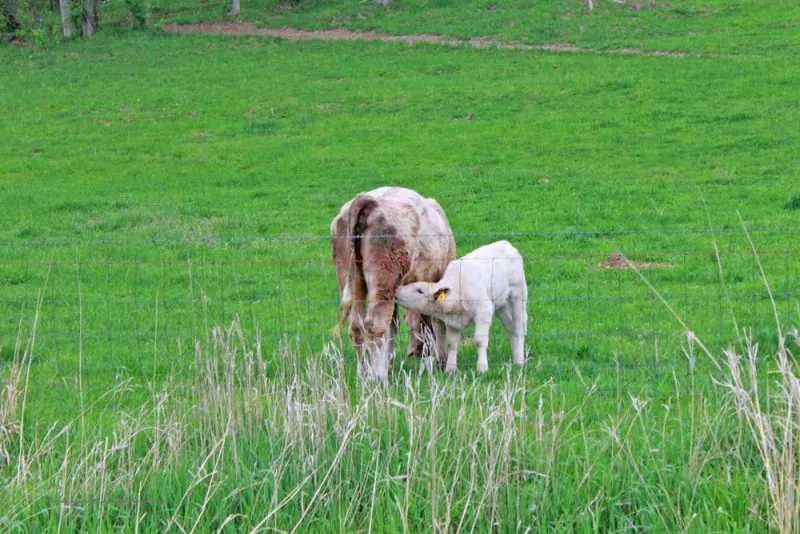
[1,226,798,417]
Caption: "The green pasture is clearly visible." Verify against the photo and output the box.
[1,3,799,530]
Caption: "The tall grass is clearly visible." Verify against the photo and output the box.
[0,292,797,531]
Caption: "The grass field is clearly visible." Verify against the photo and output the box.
[1,0,800,531]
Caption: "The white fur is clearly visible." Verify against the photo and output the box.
[396,240,528,373]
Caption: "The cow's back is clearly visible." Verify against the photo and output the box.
[411,196,455,281]
[362,189,454,283]
[332,185,455,286]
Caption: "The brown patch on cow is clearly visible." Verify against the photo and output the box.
[590,253,674,271]
[356,205,411,346]
[365,233,409,299]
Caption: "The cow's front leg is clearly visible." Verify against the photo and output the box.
[403,308,432,358]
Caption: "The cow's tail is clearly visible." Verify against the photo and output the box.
[331,215,351,336]
[333,195,377,335]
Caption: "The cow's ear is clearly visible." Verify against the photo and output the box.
[433,287,450,302]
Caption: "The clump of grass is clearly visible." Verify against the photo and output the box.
[0,337,23,470]
[784,194,800,210]
[715,329,800,533]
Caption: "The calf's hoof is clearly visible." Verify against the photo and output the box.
[477,360,488,373]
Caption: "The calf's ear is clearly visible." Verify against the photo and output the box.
[433,287,450,302]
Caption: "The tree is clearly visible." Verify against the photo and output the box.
[58,0,73,37]
[228,0,240,16]
[81,0,99,36]
[1,0,20,34]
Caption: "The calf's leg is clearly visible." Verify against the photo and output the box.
[496,303,524,365]
[432,318,447,367]
[445,325,462,372]
[509,297,527,366]
[473,311,493,373]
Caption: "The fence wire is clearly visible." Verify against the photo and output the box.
[0,227,797,420]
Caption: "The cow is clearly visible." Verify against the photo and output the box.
[395,240,528,373]
[330,187,456,380]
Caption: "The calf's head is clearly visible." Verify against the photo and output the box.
[396,283,453,315]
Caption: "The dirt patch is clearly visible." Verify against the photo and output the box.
[590,253,674,271]
[613,0,671,10]
[161,22,694,57]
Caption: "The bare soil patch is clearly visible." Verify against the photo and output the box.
[162,22,692,57]
[591,253,674,271]
[612,0,672,10]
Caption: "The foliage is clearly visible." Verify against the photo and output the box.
[123,0,148,28]
[3,0,60,46]
[1,0,108,43]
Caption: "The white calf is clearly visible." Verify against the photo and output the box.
[395,240,528,373]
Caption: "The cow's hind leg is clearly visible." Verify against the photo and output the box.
[363,293,396,381]
[362,271,403,381]
[362,230,409,380]
[348,269,369,378]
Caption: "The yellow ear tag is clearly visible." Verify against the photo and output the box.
[436,291,446,302]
